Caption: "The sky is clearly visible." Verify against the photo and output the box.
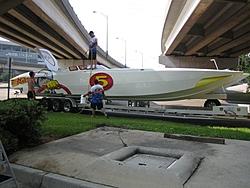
[69,0,168,68]
[0,0,169,69]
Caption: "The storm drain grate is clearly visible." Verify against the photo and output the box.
[123,154,177,169]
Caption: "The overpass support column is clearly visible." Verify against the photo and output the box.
[159,56,238,69]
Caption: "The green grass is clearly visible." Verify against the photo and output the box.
[42,112,250,141]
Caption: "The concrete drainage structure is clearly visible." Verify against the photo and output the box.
[76,146,203,188]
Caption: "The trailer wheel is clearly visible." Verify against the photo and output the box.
[63,100,72,112]
[52,99,62,112]
[40,98,51,111]
[204,99,221,107]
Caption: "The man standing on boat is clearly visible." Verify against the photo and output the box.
[88,31,98,69]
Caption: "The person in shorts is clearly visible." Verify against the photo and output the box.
[84,79,108,118]
[27,71,36,99]
[88,31,98,69]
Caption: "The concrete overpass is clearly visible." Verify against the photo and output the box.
[0,60,44,72]
[0,0,249,70]
[160,0,250,69]
[0,0,123,69]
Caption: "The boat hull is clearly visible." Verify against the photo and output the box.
[11,67,245,101]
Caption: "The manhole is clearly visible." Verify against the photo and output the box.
[78,146,203,188]
[123,154,177,169]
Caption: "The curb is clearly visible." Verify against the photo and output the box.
[164,133,225,144]
[11,163,111,188]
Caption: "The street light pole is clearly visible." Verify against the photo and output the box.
[135,50,143,69]
[93,11,108,57]
[116,37,127,68]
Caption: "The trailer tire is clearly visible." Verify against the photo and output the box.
[63,100,72,112]
[52,99,62,112]
[40,98,52,111]
[204,99,221,108]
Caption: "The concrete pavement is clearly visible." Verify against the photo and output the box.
[3,127,250,188]
[0,83,26,100]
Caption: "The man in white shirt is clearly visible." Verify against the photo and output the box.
[84,79,108,118]
[88,31,98,69]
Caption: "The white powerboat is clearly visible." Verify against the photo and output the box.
[10,48,247,101]
[11,65,245,101]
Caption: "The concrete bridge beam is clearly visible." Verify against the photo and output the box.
[159,55,238,69]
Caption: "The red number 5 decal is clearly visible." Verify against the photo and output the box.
[95,75,108,87]
[90,73,114,91]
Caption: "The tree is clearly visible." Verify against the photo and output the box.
[0,72,15,82]
[237,54,250,72]
[236,53,250,83]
